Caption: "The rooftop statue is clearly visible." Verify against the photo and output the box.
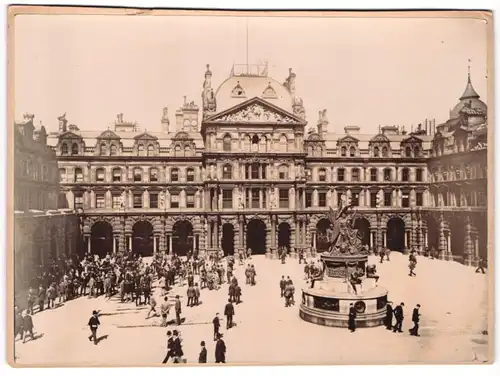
[326,200,365,255]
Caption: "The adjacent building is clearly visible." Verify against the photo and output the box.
[44,63,487,264]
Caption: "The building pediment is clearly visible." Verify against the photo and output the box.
[401,135,422,145]
[134,131,158,141]
[97,130,120,140]
[369,133,390,143]
[58,131,83,140]
[337,135,359,144]
[204,97,305,125]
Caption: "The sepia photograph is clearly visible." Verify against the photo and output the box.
[7,7,493,366]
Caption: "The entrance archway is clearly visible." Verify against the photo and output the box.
[132,221,154,257]
[246,219,266,255]
[386,217,405,252]
[172,220,194,256]
[91,221,113,258]
[222,223,235,256]
[426,215,439,250]
[278,222,291,251]
[316,218,330,252]
[353,217,371,246]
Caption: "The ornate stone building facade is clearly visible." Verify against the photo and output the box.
[46,63,487,264]
[427,70,488,264]
[14,114,82,293]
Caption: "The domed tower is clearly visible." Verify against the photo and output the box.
[450,64,487,120]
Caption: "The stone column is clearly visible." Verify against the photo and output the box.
[295,220,301,252]
[153,236,157,254]
[128,235,132,252]
[439,217,446,259]
[169,235,173,254]
[113,237,117,253]
[464,217,474,265]
[87,236,91,254]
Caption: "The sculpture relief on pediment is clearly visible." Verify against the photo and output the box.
[215,104,298,124]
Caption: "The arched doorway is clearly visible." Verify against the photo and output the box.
[386,217,405,252]
[316,218,330,252]
[222,223,235,256]
[449,218,465,262]
[132,221,154,257]
[353,218,371,246]
[246,219,266,255]
[278,222,291,251]
[426,215,440,250]
[172,220,194,256]
[91,221,113,258]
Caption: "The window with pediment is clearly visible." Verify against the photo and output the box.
[383,168,392,181]
[223,164,232,179]
[74,168,84,182]
[133,168,142,182]
[150,168,158,182]
[137,144,145,156]
[223,134,232,152]
[318,168,326,182]
[402,168,410,182]
[278,165,289,180]
[262,83,277,99]
[59,168,66,182]
[147,144,155,156]
[337,168,345,182]
[110,144,118,156]
[71,143,79,155]
[351,168,360,182]
[171,168,179,182]
[186,168,195,182]
[61,143,69,155]
[373,146,380,157]
[340,146,347,157]
[95,168,105,182]
[112,167,121,182]
[231,81,246,97]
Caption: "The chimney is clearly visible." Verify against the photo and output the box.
[344,125,360,135]
[175,109,183,132]
[381,125,399,136]
[161,107,170,133]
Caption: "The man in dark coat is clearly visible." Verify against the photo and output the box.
[279,276,286,297]
[87,310,100,345]
[171,330,183,363]
[393,302,404,333]
[385,301,394,330]
[199,341,207,363]
[22,311,34,343]
[162,330,174,363]
[410,304,421,336]
[224,299,235,329]
[215,333,226,363]
[348,303,357,332]
[213,313,221,341]
[175,295,182,325]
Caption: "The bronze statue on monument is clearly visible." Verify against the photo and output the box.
[326,199,366,255]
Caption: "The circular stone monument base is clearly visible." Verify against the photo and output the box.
[299,284,388,328]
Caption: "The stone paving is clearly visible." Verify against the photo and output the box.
[13,253,489,365]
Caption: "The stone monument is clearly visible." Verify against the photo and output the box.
[299,199,388,327]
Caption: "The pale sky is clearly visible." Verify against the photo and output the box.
[14,14,488,134]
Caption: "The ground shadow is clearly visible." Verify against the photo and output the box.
[96,334,109,344]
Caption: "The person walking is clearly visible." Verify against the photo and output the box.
[172,330,184,363]
[161,331,174,363]
[175,295,182,325]
[348,303,357,332]
[87,310,100,345]
[410,304,421,336]
[224,299,235,329]
[393,302,404,333]
[199,341,207,363]
[213,313,221,340]
[215,333,226,363]
[409,251,417,277]
[146,295,157,319]
[160,296,170,326]
[385,301,394,330]
[279,276,286,298]
[22,311,35,343]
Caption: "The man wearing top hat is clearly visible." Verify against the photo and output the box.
[88,310,100,345]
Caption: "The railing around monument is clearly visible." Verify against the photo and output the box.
[231,63,268,77]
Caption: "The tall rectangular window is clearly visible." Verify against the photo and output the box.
[96,169,105,182]
[133,193,143,208]
[416,168,423,182]
[416,192,423,206]
[402,192,410,208]
[186,168,195,182]
[318,192,327,207]
[150,169,158,182]
[74,168,84,183]
[222,190,233,209]
[186,193,195,208]
[279,189,289,208]
[351,192,360,206]
[133,168,142,182]
[370,192,377,207]
[112,169,121,182]
[74,194,84,210]
[370,168,378,182]
[150,193,159,208]
[251,188,259,209]
[112,195,122,209]
[384,191,392,206]
[170,194,179,208]
[351,168,360,182]
[251,163,259,179]
[96,193,105,209]
[337,192,343,206]
[337,168,345,182]
[305,192,312,208]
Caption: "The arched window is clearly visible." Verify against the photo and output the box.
[112,167,121,182]
[95,168,105,182]
[373,146,380,157]
[278,165,289,180]
[186,168,195,182]
[279,135,288,152]
[413,146,420,157]
[137,144,145,156]
[340,146,347,157]
[61,143,69,155]
[351,168,360,182]
[58,168,66,182]
[223,164,232,179]
[133,168,142,182]
[99,143,107,156]
[171,168,179,182]
[184,146,191,156]
[251,135,259,152]
[405,146,412,157]
[147,144,155,156]
[318,168,326,182]
[308,145,314,155]
[223,134,232,151]
[74,168,83,182]
[349,146,356,157]
[149,168,158,182]
[110,144,118,156]
[382,147,389,157]
[174,145,181,156]
[71,143,79,155]
[383,168,392,181]
[402,168,410,182]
